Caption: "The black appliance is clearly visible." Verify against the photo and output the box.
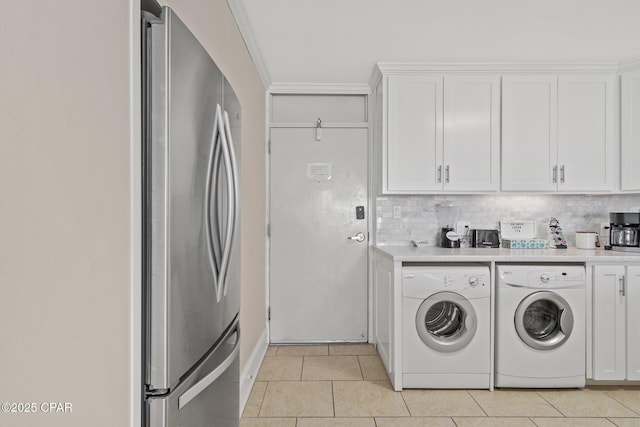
[609,212,640,252]
[440,227,460,248]
[471,229,500,248]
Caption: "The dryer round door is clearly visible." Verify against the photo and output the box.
[415,291,477,353]
[514,291,573,350]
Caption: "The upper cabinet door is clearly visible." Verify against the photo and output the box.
[501,75,558,191]
[443,75,500,192]
[621,69,640,191]
[558,76,615,192]
[386,75,443,192]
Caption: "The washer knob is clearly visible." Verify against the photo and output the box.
[540,273,550,283]
[468,276,479,287]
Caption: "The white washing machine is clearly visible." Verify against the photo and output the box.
[402,264,491,389]
[495,265,586,388]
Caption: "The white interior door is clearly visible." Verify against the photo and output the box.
[270,126,368,343]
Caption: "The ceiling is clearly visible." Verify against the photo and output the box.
[235,0,640,86]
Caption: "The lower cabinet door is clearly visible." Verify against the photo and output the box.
[627,266,640,380]
[592,265,626,380]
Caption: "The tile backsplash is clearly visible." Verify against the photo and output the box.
[376,194,640,247]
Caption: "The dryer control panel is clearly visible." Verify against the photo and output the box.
[403,265,491,298]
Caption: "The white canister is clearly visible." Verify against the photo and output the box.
[575,231,599,249]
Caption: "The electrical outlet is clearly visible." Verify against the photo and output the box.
[456,221,471,237]
[393,206,401,219]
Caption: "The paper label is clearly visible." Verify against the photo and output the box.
[307,163,332,181]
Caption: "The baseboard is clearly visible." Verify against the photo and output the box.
[239,327,268,416]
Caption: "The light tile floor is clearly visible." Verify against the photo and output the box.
[242,344,640,427]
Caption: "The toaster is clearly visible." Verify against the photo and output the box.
[471,229,500,248]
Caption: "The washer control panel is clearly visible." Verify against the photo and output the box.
[498,265,585,289]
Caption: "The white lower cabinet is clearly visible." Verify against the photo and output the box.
[373,253,393,374]
[592,265,640,380]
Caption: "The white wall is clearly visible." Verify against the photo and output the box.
[0,2,133,426]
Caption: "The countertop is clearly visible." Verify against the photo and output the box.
[375,245,640,263]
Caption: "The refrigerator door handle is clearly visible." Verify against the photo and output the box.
[204,104,223,301]
[210,127,223,268]
[215,108,236,301]
[178,325,240,410]
[220,110,239,298]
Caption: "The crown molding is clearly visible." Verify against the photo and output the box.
[619,57,640,73]
[227,0,271,89]
[268,83,371,95]
[368,66,383,89]
[373,61,621,77]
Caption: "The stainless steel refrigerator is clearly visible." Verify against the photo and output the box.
[142,6,241,426]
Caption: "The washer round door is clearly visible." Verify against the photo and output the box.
[415,291,477,353]
[514,291,574,350]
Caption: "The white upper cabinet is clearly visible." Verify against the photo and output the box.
[444,76,501,192]
[502,76,558,191]
[382,73,500,194]
[502,74,616,192]
[372,64,620,195]
[386,75,443,192]
[558,76,616,192]
[621,67,640,191]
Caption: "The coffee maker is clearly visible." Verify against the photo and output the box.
[440,227,460,248]
[609,212,640,252]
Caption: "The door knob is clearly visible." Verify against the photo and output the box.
[348,232,366,242]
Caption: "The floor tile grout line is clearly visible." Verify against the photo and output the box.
[331,380,336,418]
[256,380,270,418]
[356,355,365,381]
[398,389,413,417]
[601,389,640,416]
[534,390,568,418]
[465,389,489,418]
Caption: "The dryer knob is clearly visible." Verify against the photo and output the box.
[540,273,550,283]
[468,276,479,287]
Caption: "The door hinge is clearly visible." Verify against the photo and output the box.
[268,139,271,154]
[268,307,271,321]
[267,224,271,237]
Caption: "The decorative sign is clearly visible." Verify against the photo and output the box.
[307,163,332,181]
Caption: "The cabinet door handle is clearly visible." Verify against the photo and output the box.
[437,165,442,183]
[560,165,565,184]
[619,276,626,297]
[553,165,558,183]
[445,165,450,183]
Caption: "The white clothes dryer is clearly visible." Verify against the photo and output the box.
[402,264,491,389]
[495,265,586,388]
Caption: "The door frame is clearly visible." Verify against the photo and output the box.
[265,84,373,344]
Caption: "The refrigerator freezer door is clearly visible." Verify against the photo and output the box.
[147,319,239,427]
[147,6,240,391]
